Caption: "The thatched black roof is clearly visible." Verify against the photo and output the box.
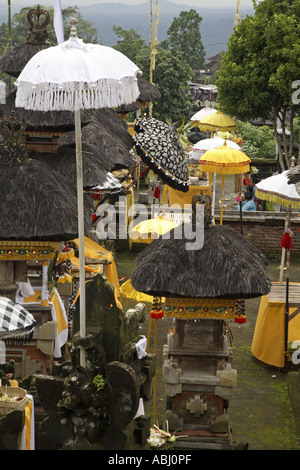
[0,158,94,241]
[116,77,161,114]
[61,108,136,171]
[137,77,161,102]
[0,90,91,132]
[0,43,51,78]
[131,224,271,299]
[30,143,111,189]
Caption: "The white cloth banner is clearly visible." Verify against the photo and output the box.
[135,335,147,359]
[54,0,64,44]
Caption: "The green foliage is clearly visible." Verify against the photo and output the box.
[112,26,147,63]
[216,0,300,120]
[0,5,98,47]
[92,374,105,392]
[112,26,194,123]
[237,120,276,160]
[161,9,205,71]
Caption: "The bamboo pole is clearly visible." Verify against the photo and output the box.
[220,174,225,225]
[75,108,86,368]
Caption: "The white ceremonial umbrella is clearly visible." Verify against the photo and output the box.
[189,136,241,217]
[190,106,217,122]
[189,135,241,163]
[15,14,141,366]
[255,168,300,282]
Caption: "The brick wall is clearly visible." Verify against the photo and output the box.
[218,211,300,259]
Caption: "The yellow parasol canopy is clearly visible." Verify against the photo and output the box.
[199,144,251,225]
[198,110,237,132]
[199,144,250,175]
[129,215,179,244]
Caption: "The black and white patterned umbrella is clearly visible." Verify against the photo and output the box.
[133,117,190,192]
[0,297,36,340]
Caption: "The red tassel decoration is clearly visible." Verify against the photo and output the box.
[234,314,247,324]
[150,309,164,320]
[280,230,293,250]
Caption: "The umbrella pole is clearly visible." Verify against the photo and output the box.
[220,174,225,225]
[284,270,290,370]
[280,209,290,282]
[284,207,291,370]
[239,192,243,236]
[212,173,216,219]
[153,317,158,425]
[75,108,86,367]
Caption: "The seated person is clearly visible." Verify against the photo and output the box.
[236,190,256,211]
[249,173,260,206]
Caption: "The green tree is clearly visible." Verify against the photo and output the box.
[112,27,194,123]
[112,26,147,63]
[216,0,300,170]
[0,5,98,48]
[236,120,276,160]
[162,9,205,71]
[135,43,194,123]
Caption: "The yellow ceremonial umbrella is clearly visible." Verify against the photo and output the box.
[200,144,251,224]
[129,215,179,244]
[198,109,237,133]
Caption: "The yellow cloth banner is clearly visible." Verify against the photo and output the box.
[24,289,68,334]
[73,237,122,310]
[252,290,300,368]
[161,184,212,208]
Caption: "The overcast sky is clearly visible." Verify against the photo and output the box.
[2,0,256,10]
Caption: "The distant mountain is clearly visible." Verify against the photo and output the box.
[0,0,253,58]
[80,0,253,58]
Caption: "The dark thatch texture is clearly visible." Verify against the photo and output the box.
[0,43,51,78]
[30,143,111,189]
[131,224,271,299]
[61,108,136,171]
[137,77,161,103]
[0,158,94,241]
[116,77,161,114]
[1,90,91,132]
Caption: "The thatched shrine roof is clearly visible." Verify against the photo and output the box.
[137,77,161,103]
[30,143,111,189]
[131,224,271,299]
[0,6,52,79]
[0,158,94,241]
[61,108,136,171]
[0,90,91,132]
[116,77,161,114]
[0,43,50,78]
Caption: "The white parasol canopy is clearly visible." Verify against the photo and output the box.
[190,106,217,122]
[256,168,300,282]
[255,170,300,209]
[15,14,141,366]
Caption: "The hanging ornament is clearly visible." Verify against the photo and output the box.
[234,299,246,324]
[280,229,293,250]
[150,296,164,319]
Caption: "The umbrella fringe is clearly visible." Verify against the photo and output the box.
[16,78,140,112]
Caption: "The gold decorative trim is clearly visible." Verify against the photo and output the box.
[165,297,237,319]
[0,241,60,260]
